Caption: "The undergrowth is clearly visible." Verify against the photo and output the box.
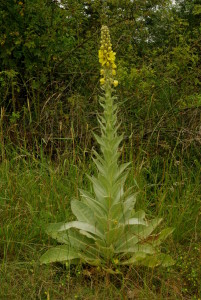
[0,145,200,299]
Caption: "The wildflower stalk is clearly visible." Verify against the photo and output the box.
[40,25,174,272]
[96,26,122,247]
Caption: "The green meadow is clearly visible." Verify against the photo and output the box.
[1,139,200,299]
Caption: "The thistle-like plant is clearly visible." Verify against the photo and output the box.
[40,26,174,271]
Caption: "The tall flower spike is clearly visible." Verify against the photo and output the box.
[99,25,118,87]
[40,25,174,272]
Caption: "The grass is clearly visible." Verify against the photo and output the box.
[0,144,200,299]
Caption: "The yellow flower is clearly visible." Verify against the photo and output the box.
[98,50,103,57]
[99,26,119,87]
[100,78,105,85]
[113,258,119,264]
[99,26,116,68]
[113,80,118,87]
[108,51,116,62]
[99,50,107,65]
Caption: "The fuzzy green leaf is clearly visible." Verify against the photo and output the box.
[127,218,147,226]
[115,243,155,254]
[71,199,95,225]
[109,202,124,221]
[115,162,131,180]
[119,193,137,221]
[136,253,175,268]
[40,245,79,264]
[95,243,114,259]
[130,218,163,240]
[151,228,174,246]
[120,252,147,265]
[79,188,107,216]
[105,225,124,245]
[156,253,175,267]
[115,232,139,251]
[131,210,146,219]
[56,221,103,239]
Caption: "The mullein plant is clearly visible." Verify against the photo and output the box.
[40,26,174,272]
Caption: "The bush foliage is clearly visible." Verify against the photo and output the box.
[0,0,200,161]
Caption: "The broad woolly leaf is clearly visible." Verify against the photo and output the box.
[92,158,106,177]
[115,243,155,254]
[46,222,66,234]
[127,218,163,241]
[130,253,175,268]
[110,135,123,152]
[156,253,175,267]
[66,229,99,258]
[114,162,131,181]
[86,175,108,204]
[81,196,107,218]
[151,228,174,246]
[57,221,103,239]
[94,215,109,232]
[80,255,102,266]
[112,171,130,204]
[93,133,106,148]
[119,193,137,222]
[114,169,129,189]
[97,173,113,192]
[126,218,147,226]
[47,230,71,244]
[95,238,107,248]
[94,244,114,260]
[71,199,95,225]
[121,186,136,200]
[104,225,124,245]
[115,232,139,251]
[97,115,106,132]
[46,228,94,250]
[103,149,120,165]
[79,230,97,240]
[120,252,147,265]
[93,149,106,165]
[131,210,146,220]
[79,188,107,216]
[40,245,79,264]
[123,210,147,226]
[106,161,119,182]
[109,202,124,221]
[136,254,159,267]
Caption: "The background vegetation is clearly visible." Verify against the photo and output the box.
[0,0,200,299]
